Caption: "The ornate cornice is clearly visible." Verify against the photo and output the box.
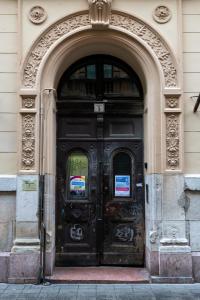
[23,11,178,88]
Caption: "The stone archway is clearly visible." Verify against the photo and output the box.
[12,8,189,283]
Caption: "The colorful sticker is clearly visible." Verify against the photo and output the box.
[70,176,86,195]
[115,175,130,197]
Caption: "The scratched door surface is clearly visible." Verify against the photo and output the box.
[56,115,100,266]
[101,116,145,265]
[56,115,144,266]
[56,54,145,266]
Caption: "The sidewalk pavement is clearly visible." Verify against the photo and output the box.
[0,283,200,300]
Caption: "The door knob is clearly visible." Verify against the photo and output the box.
[104,186,108,191]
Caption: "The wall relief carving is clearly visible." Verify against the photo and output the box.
[110,14,177,87]
[22,97,35,109]
[153,6,172,24]
[165,95,179,108]
[149,230,158,244]
[23,12,177,88]
[29,6,47,24]
[88,0,112,28]
[166,114,179,170]
[21,114,35,169]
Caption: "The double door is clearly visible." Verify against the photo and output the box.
[56,115,144,266]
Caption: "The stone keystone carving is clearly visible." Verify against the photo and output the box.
[88,0,112,28]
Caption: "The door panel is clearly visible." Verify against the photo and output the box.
[102,141,144,265]
[104,117,143,139]
[56,141,98,266]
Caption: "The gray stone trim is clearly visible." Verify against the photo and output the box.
[0,176,17,192]
[185,174,200,191]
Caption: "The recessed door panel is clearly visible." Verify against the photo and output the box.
[102,141,144,265]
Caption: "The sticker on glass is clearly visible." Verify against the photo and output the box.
[115,175,130,197]
[70,176,86,196]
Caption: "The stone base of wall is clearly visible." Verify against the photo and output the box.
[45,248,55,276]
[0,253,10,282]
[1,250,200,283]
[156,243,193,283]
[151,276,193,283]
[146,248,159,275]
[192,253,200,282]
[8,252,40,284]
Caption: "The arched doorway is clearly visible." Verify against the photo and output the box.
[56,55,145,266]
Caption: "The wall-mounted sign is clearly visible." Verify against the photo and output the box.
[115,175,130,197]
[70,176,85,195]
[22,180,37,191]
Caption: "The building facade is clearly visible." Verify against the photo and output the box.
[0,0,200,283]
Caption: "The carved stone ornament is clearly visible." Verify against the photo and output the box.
[110,14,177,87]
[23,12,177,88]
[166,114,179,169]
[153,6,172,24]
[166,95,179,108]
[29,6,47,24]
[22,114,35,169]
[88,0,112,28]
[149,230,158,244]
[22,97,35,109]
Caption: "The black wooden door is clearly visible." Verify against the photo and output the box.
[56,54,144,266]
[56,115,144,266]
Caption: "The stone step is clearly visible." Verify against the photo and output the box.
[47,267,150,283]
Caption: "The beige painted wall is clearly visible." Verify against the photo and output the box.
[183,0,200,173]
[0,0,17,174]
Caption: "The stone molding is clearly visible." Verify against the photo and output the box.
[185,175,200,191]
[88,0,112,28]
[110,13,177,87]
[0,175,17,191]
[29,6,47,24]
[23,11,178,88]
